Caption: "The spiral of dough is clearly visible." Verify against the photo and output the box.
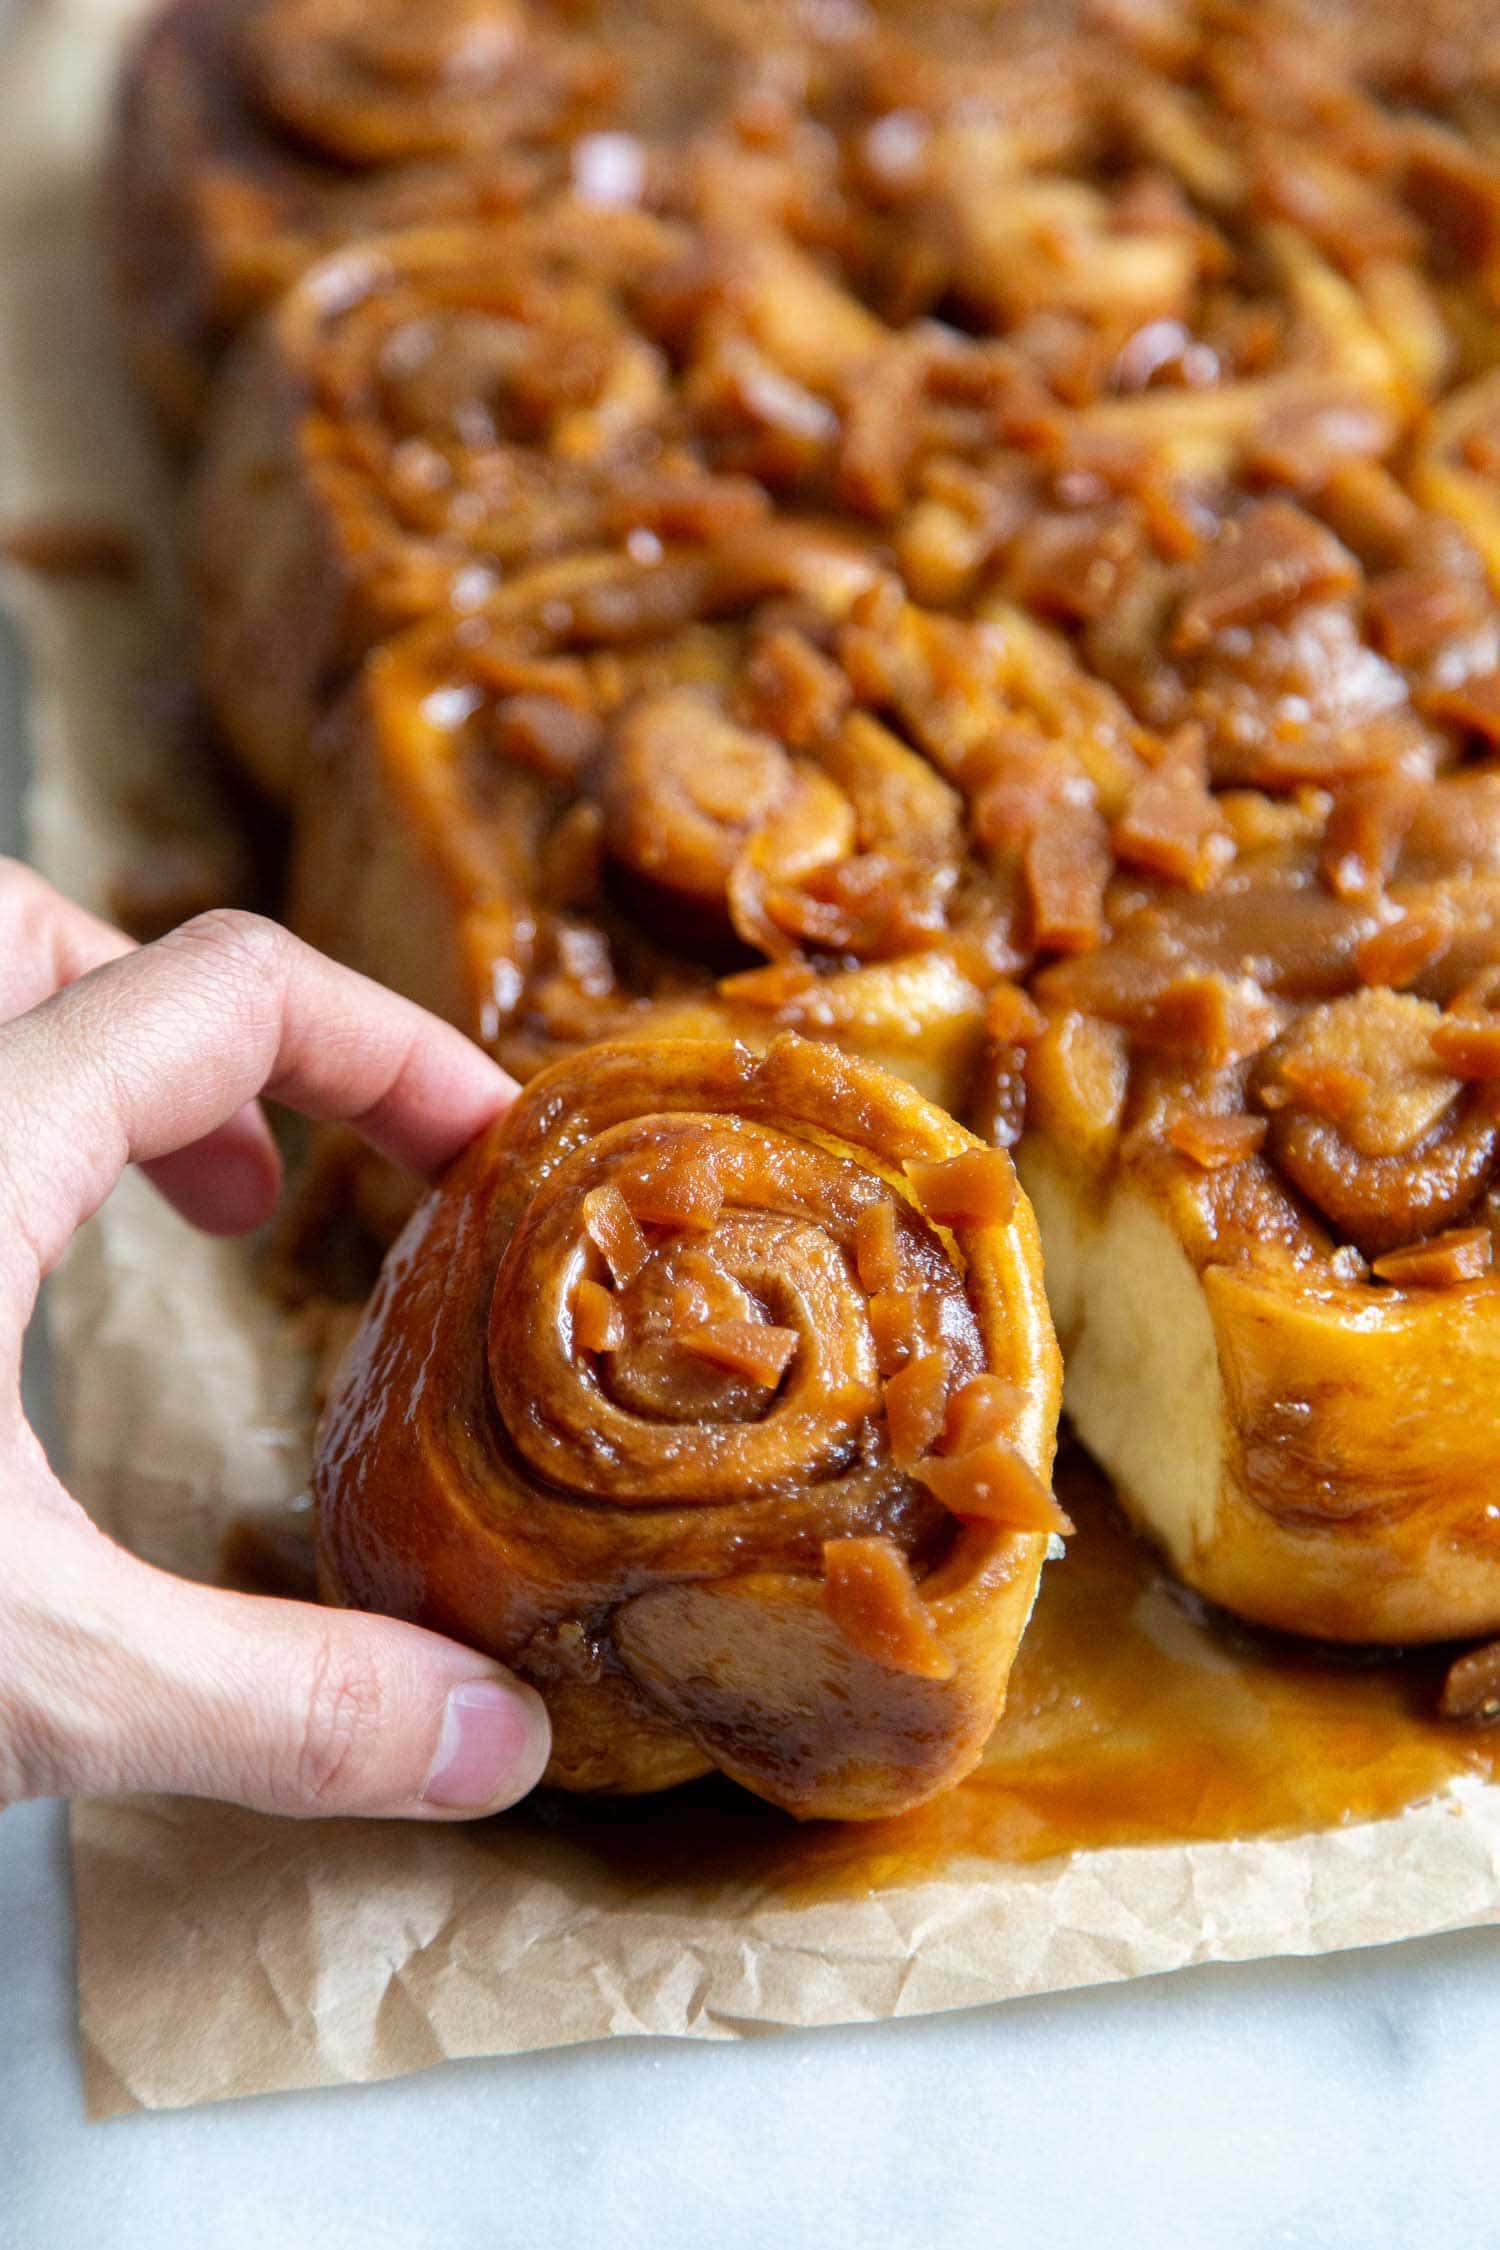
[316,1034,1063,1816]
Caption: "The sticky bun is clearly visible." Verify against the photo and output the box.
[314,1035,1063,1817]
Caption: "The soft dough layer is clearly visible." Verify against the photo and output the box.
[1022,1143,1500,1643]
[1025,804,1500,1643]
[315,1035,1064,1818]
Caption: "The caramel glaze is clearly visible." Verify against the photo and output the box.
[226,1441,1499,1896]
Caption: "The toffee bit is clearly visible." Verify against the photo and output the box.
[1408,128,1500,266]
[821,1536,956,1681]
[1245,394,1391,497]
[1319,459,1419,565]
[621,1162,724,1233]
[1113,740,1234,893]
[1170,500,1359,655]
[670,1264,715,1331]
[1023,798,1111,954]
[574,1276,624,1354]
[867,1288,922,1375]
[943,1375,1024,1456]
[1274,1053,1374,1128]
[1430,1015,1500,1082]
[1133,972,1279,1070]
[972,760,1053,856]
[914,1440,1073,1535]
[905,1147,1017,1228]
[717,960,818,1009]
[1004,510,1138,625]
[1366,569,1490,666]
[539,801,605,909]
[984,984,1047,1046]
[1355,905,1452,992]
[1440,1638,1500,1725]
[678,1319,798,1388]
[1370,1227,1494,1289]
[742,626,850,752]
[1166,1111,1269,1170]
[1318,772,1423,904]
[1,518,138,581]
[581,1182,650,1287]
[837,340,926,518]
[492,692,602,783]
[883,1351,949,1469]
[854,1198,901,1294]
[1137,470,1202,563]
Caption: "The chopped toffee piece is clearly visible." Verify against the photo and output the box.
[574,1276,624,1353]
[677,1319,800,1389]
[883,1351,950,1470]
[582,1182,650,1288]
[905,1149,1018,1228]
[915,1441,1073,1536]
[822,1536,957,1683]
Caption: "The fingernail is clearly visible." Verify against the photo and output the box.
[422,1678,550,1812]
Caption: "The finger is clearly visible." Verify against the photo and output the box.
[137,1121,285,1237]
[0,858,281,1233]
[0,855,132,1017]
[3,1498,551,1819]
[0,908,516,1288]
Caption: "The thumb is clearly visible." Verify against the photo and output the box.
[7,1507,552,1819]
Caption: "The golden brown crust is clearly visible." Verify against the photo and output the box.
[314,1034,1062,1817]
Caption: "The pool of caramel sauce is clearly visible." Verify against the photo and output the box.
[226,1448,1500,1901]
[518,1449,1500,1901]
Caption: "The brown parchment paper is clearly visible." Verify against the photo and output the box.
[8,0,1500,2125]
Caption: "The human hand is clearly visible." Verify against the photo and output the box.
[0,862,552,1818]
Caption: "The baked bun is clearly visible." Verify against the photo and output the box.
[1026,750,1500,1643]
[315,1034,1063,1817]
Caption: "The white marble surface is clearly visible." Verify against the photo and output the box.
[5,610,1500,2250]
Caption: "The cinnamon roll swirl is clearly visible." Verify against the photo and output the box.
[315,1034,1063,1817]
[110,0,806,435]
[192,204,759,797]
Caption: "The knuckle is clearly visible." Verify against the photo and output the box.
[288,1631,387,1811]
[0,1133,44,1306]
[165,907,290,988]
